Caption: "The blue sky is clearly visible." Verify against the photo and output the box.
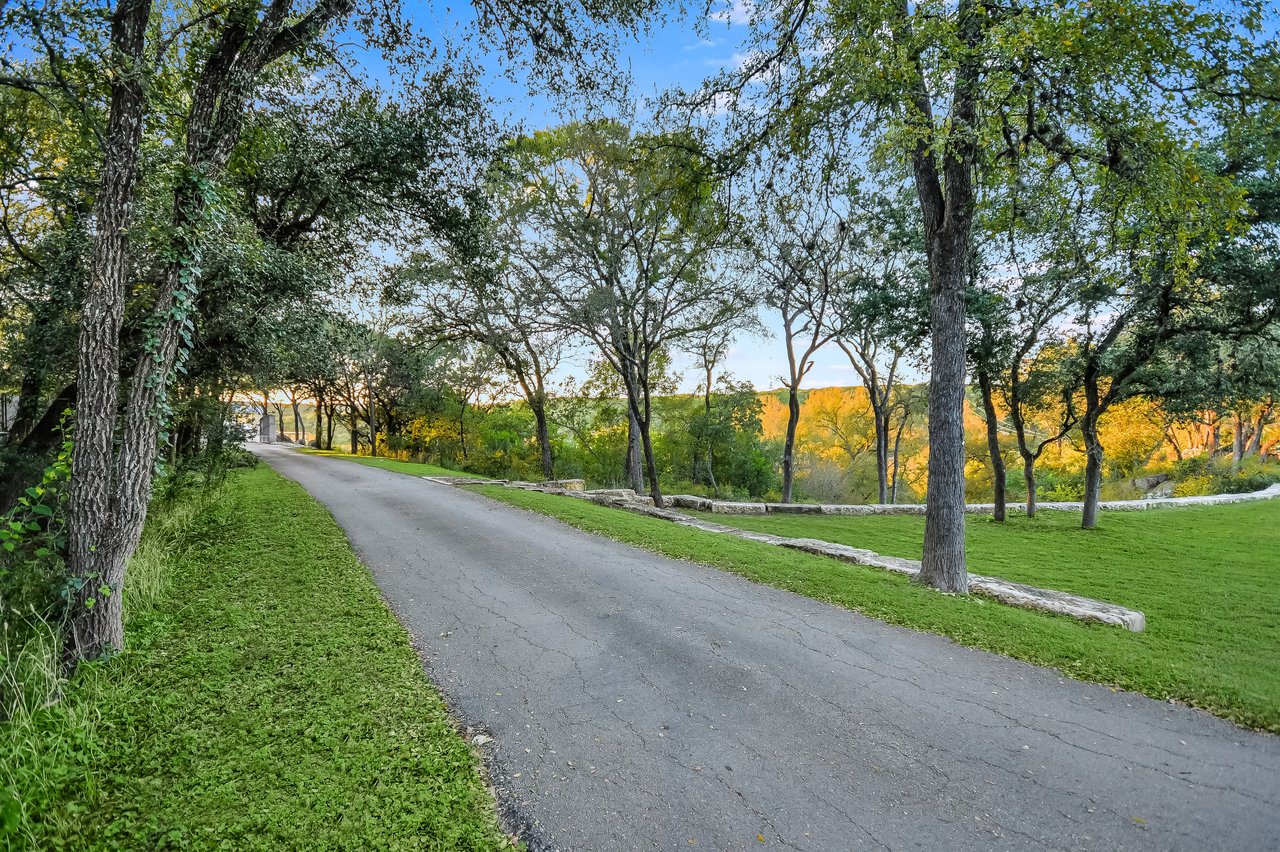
[382,2,872,394]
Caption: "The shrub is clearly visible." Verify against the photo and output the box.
[1169,455,1279,497]
[1174,474,1215,497]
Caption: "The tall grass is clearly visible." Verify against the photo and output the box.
[0,623,97,846]
[0,473,222,848]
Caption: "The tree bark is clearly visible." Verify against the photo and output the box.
[906,0,983,594]
[1232,414,1245,469]
[919,237,970,590]
[8,368,45,447]
[890,411,907,504]
[1081,374,1104,530]
[66,0,154,662]
[368,382,378,457]
[782,386,801,503]
[1206,413,1220,458]
[1021,455,1038,518]
[531,394,555,480]
[291,394,305,446]
[704,365,719,497]
[272,401,286,439]
[874,407,890,505]
[1248,402,1272,457]
[67,0,356,662]
[637,410,664,509]
[625,405,643,492]
[977,370,1006,521]
[458,396,467,460]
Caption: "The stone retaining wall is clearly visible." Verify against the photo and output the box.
[666,483,1280,517]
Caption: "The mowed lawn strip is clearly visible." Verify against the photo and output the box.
[43,465,510,851]
[461,483,1280,735]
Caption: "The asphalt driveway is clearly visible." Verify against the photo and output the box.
[254,445,1280,851]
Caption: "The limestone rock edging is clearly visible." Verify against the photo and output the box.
[667,482,1280,517]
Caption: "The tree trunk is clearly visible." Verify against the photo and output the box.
[874,407,890,505]
[704,366,719,497]
[368,386,378,457]
[66,0,153,663]
[458,398,467,460]
[1081,375,1104,530]
[918,235,969,592]
[1249,403,1272,458]
[625,406,643,492]
[8,368,45,446]
[532,394,554,480]
[314,394,323,449]
[890,414,907,504]
[782,386,801,503]
[977,371,1005,522]
[1165,425,1184,461]
[911,0,982,594]
[350,413,358,454]
[638,411,664,509]
[325,403,335,449]
[1232,414,1245,470]
[1021,453,1038,518]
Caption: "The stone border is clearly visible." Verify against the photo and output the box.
[656,483,1280,516]
[426,477,1151,632]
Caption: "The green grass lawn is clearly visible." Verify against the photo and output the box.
[467,484,1280,734]
[297,448,466,478]
[27,465,510,850]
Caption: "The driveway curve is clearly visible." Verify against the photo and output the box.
[253,445,1280,851]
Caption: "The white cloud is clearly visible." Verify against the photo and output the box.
[705,50,762,71]
[710,0,755,26]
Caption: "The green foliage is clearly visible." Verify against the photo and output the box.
[1170,455,1280,497]
[10,466,509,849]
[473,484,1280,733]
[655,381,779,498]
[0,452,214,847]
[352,379,781,496]
[0,432,71,637]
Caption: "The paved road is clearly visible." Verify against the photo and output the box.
[254,445,1280,851]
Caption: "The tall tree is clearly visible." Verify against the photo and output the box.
[1,0,670,661]
[691,0,1273,589]
[739,169,850,503]
[395,224,565,480]
[831,188,928,505]
[67,0,358,659]
[507,121,738,507]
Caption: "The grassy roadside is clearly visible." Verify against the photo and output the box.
[297,448,465,478]
[463,484,1280,735]
[14,465,511,851]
